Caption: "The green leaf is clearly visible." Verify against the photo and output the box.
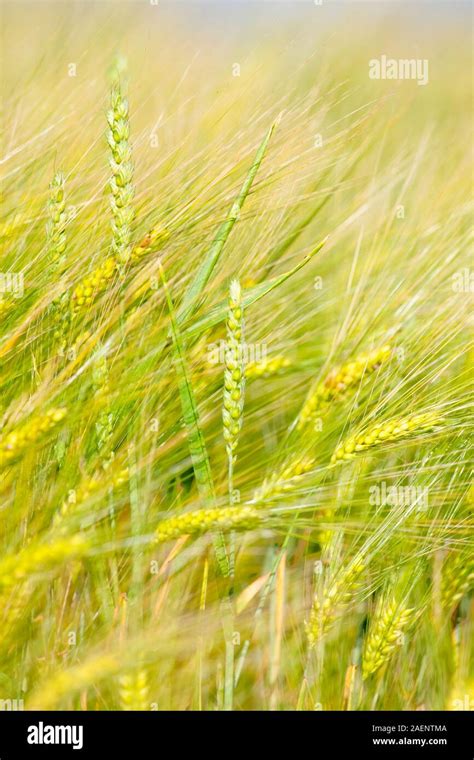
[177,117,279,325]
[158,260,230,576]
[184,237,328,339]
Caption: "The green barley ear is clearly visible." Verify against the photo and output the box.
[0,408,67,469]
[70,256,117,313]
[56,462,129,525]
[46,171,72,352]
[245,354,291,379]
[46,171,67,272]
[298,344,392,431]
[92,351,114,470]
[107,69,134,271]
[0,535,88,592]
[306,558,365,645]
[154,506,261,544]
[119,669,149,711]
[130,223,170,265]
[331,410,443,464]
[253,454,314,504]
[362,592,415,679]
[0,294,13,320]
[441,551,474,611]
[223,279,245,470]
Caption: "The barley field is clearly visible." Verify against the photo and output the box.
[0,1,472,712]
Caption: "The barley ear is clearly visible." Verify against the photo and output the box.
[107,73,134,271]
[92,350,114,470]
[223,279,245,471]
[306,559,365,645]
[154,506,261,544]
[119,669,149,711]
[362,594,415,679]
[331,411,443,464]
[253,454,314,504]
[245,354,291,379]
[441,551,474,611]
[298,344,392,431]
[0,408,67,470]
[46,171,67,273]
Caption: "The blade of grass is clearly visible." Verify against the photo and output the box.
[184,237,328,338]
[158,258,230,577]
[177,117,280,325]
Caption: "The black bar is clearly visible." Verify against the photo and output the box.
[0,710,471,757]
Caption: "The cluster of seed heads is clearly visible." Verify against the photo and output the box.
[129,224,169,264]
[298,344,392,430]
[331,411,442,463]
[28,653,120,710]
[46,171,73,349]
[70,256,117,313]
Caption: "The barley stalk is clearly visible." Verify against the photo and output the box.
[0,295,13,320]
